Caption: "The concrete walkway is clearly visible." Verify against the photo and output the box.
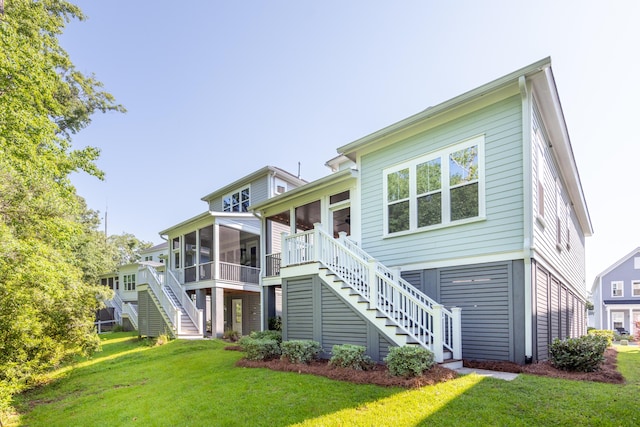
[454,367,519,381]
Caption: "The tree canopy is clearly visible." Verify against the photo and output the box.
[0,0,126,414]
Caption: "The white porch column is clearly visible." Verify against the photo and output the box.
[211,286,225,338]
[213,222,220,281]
[629,308,634,335]
[605,306,611,330]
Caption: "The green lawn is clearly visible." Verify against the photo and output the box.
[7,333,640,426]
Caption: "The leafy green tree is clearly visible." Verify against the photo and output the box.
[0,0,124,414]
[107,232,154,266]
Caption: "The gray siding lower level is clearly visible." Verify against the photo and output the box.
[282,275,394,362]
[137,288,172,338]
[533,262,586,361]
[402,260,526,363]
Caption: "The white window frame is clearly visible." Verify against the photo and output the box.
[382,135,485,236]
[635,257,640,269]
[274,178,288,195]
[611,281,623,297]
[534,128,546,223]
[123,274,136,292]
[632,280,640,297]
[555,179,562,250]
[611,312,624,330]
[222,186,251,212]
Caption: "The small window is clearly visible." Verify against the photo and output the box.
[635,257,640,269]
[275,178,288,195]
[223,187,250,212]
[633,280,640,297]
[612,312,624,330]
[123,274,136,291]
[330,190,350,205]
[611,281,623,297]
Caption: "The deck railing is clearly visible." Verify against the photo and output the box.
[219,262,260,284]
[265,253,281,277]
[282,224,461,362]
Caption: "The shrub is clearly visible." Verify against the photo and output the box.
[281,340,322,364]
[250,330,282,343]
[384,346,435,377]
[549,335,607,372]
[587,329,614,346]
[241,337,281,361]
[223,329,240,342]
[329,344,374,371]
[615,333,633,342]
[268,316,282,331]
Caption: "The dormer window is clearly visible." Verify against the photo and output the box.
[223,187,250,212]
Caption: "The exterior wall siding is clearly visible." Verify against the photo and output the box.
[533,262,586,361]
[137,288,170,338]
[282,274,398,362]
[403,260,525,363]
[225,292,261,336]
[360,95,524,267]
[532,101,586,296]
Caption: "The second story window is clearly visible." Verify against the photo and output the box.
[123,274,136,291]
[611,281,623,297]
[223,187,250,212]
[383,135,484,235]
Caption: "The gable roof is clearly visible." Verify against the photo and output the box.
[591,247,640,292]
[334,57,592,237]
[200,165,306,203]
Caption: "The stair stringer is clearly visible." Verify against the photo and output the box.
[162,286,201,339]
[316,267,421,350]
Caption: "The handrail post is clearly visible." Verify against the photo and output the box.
[368,260,378,309]
[452,307,462,360]
[432,304,443,363]
[281,232,289,266]
[313,223,322,263]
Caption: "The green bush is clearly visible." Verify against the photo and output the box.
[384,346,435,377]
[240,337,281,361]
[249,330,282,343]
[280,340,322,364]
[223,329,240,342]
[549,335,607,372]
[587,329,614,346]
[329,344,374,371]
[268,316,282,331]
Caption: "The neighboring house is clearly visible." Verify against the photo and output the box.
[135,166,305,338]
[251,57,592,364]
[591,247,640,336]
[100,242,168,331]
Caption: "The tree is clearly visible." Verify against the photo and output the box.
[0,0,124,414]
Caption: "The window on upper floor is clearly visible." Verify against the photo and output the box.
[632,280,640,297]
[274,178,288,195]
[635,257,640,269]
[223,187,250,212]
[611,281,623,297]
[383,135,484,235]
[123,274,136,291]
[555,180,562,250]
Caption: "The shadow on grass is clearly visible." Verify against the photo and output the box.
[14,333,405,427]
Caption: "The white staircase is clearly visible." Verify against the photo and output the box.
[282,224,462,364]
[138,265,203,338]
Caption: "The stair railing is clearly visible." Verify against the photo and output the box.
[122,302,139,330]
[138,264,181,333]
[165,270,203,335]
[283,224,461,361]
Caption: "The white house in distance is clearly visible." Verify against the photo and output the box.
[100,242,168,331]
[591,247,640,336]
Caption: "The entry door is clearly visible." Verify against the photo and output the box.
[232,298,243,334]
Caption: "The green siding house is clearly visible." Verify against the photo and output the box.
[253,58,592,364]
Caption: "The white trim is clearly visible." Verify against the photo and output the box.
[632,280,640,297]
[394,250,527,272]
[222,185,251,213]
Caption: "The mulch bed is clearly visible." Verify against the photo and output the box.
[228,346,625,387]
[464,347,624,384]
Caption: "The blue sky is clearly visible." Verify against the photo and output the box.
[61,0,640,285]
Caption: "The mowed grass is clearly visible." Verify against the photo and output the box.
[9,333,640,426]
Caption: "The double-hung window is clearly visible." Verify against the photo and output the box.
[632,280,640,297]
[384,135,484,235]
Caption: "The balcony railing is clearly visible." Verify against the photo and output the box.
[265,253,281,277]
[182,261,260,285]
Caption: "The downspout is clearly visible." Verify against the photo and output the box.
[520,75,534,362]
